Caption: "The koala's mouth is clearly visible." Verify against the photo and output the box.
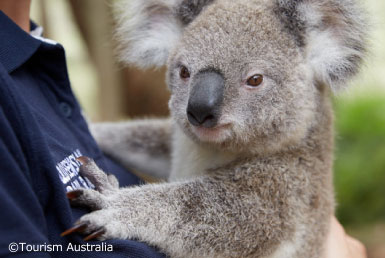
[191,123,232,143]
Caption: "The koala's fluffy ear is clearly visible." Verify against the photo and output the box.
[276,0,368,91]
[114,0,214,68]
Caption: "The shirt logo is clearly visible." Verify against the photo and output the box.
[56,149,95,192]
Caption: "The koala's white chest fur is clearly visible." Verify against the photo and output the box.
[169,126,238,182]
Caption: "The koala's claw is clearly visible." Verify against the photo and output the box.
[60,222,88,237]
[76,156,93,166]
[66,189,83,200]
[83,228,106,241]
[61,221,106,241]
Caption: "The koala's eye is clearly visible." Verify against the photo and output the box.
[179,66,190,79]
[246,74,263,87]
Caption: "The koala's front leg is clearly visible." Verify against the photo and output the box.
[62,157,190,254]
[63,158,293,258]
[90,119,172,179]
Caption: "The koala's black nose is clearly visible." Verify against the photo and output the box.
[187,70,224,128]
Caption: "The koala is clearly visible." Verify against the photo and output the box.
[62,0,368,257]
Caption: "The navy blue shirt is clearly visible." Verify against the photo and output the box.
[0,11,165,258]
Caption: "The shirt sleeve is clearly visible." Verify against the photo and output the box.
[0,107,51,257]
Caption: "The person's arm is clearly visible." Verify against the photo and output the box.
[0,109,50,257]
[324,216,367,258]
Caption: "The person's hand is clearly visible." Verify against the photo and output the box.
[325,216,367,258]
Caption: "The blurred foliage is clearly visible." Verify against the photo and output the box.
[332,0,385,228]
[334,95,385,225]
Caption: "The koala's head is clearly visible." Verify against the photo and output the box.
[115,0,367,154]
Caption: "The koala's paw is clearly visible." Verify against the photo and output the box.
[77,156,120,191]
[66,187,108,210]
[62,156,127,240]
[65,156,120,209]
[61,208,129,241]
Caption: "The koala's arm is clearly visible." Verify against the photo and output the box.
[89,119,172,179]
[65,158,300,258]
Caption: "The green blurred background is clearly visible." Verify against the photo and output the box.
[31,0,385,256]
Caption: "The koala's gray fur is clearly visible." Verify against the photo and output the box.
[73,0,368,257]
[177,0,215,24]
